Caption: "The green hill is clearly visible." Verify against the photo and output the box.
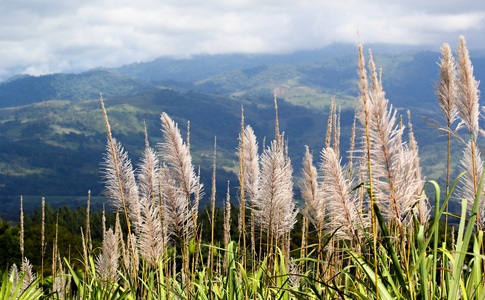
[1,45,483,220]
[0,70,155,108]
[0,88,343,219]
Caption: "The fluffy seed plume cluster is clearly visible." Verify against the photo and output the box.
[255,139,298,238]
[300,145,368,242]
[300,43,427,241]
[8,258,36,296]
[238,124,298,242]
[300,146,325,232]
[356,47,427,228]
[102,139,141,229]
[429,37,485,228]
[100,108,203,275]
[457,38,484,217]
[321,147,367,240]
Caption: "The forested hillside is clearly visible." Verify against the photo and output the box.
[0,70,155,108]
[1,45,482,220]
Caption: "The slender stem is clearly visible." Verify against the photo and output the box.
[444,131,451,247]
[210,137,217,279]
[239,106,247,268]
[365,121,379,300]
[470,131,479,229]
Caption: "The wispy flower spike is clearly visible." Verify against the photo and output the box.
[160,112,201,201]
[241,125,260,204]
[95,228,119,284]
[407,111,429,224]
[322,147,366,241]
[254,139,298,239]
[456,36,482,220]
[456,36,480,140]
[139,202,167,267]
[21,258,35,292]
[223,181,231,251]
[160,163,194,240]
[460,140,485,227]
[137,138,160,204]
[435,43,459,128]
[102,138,141,230]
[300,146,325,231]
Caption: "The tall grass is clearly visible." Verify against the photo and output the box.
[5,36,485,299]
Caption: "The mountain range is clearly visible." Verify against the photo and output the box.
[0,42,482,220]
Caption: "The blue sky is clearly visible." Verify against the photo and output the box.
[0,0,484,79]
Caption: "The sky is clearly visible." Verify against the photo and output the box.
[0,0,484,80]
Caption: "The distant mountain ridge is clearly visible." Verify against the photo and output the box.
[0,70,155,108]
[2,43,485,114]
[1,43,485,220]
[108,43,436,82]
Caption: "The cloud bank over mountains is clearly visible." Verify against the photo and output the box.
[1,0,484,80]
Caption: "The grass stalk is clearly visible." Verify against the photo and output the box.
[358,42,379,299]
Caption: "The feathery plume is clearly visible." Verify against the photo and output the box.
[95,228,119,283]
[357,44,369,121]
[390,145,422,227]
[435,43,459,131]
[357,42,379,294]
[102,138,141,230]
[223,181,231,270]
[114,212,127,276]
[128,233,139,278]
[100,95,133,237]
[348,112,357,181]
[274,92,281,147]
[456,36,480,140]
[241,125,259,265]
[224,181,231,250]
[368,50,380,93]
[365,50,412,226]
[433,43,459,234]
[159,112,201,271]
[242,125,260,203]
[332,101,338,153]
[300,146,325,231]
[254,139,298,239]
[460,140,485,227]
[408,111,429,224]
[187,120,190,155]
[237,107,247,265]
[9,264,19,294]
[325,99,334,149]
[322,147,365,241]
[456,36,482,217]
[357,46,423,236]
[160,163,195,240]
[138,125,160,203]
[21,258,35,292]
[335,106,341,157]
[114,211,123,250]
[139,202,167,267]
[159,112,201,201]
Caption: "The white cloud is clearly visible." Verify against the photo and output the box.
[0,0,484,79]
